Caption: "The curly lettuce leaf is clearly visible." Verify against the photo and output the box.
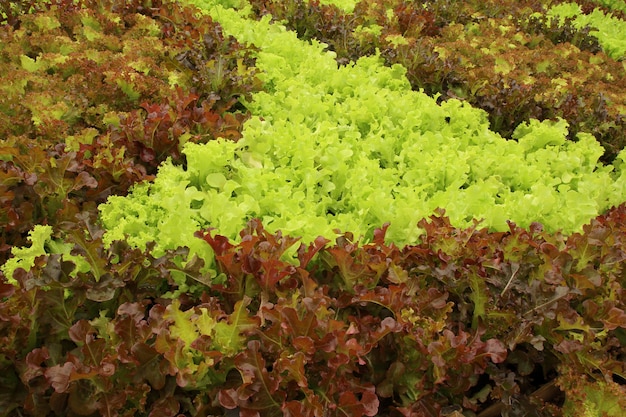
[1,225,90,285]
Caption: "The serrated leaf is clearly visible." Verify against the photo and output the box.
[44,362,75,394]
[232,340,284,413]
[213,298,259,355]
[164,299,198,347]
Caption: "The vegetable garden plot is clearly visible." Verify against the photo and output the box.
[1,0,626,416]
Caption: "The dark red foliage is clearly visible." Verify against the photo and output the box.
[4,205,626,415]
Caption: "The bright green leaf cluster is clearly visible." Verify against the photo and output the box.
[1,225,90,285]
[547,2,626,59]
[100,160,216,262]
[100,3,626,258]
[1,225,52,285]
[313,0,357,13]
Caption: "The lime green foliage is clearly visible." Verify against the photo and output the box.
[179,0,250,12]
[101,2,626,255]
[1,225,89,285]
[183,0,357,13]
[248,0,626,162]
[100,161,216,256]
[158,299,220,388]
[547,3,626,59]
[1,225,52,285]
[313,0,357,13]
[212,298,258,355]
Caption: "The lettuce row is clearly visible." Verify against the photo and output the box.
[546,2,626,59]
[180,0,357,13]
[100,1,626,261]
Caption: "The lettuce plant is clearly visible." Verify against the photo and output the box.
[591,0,626,14]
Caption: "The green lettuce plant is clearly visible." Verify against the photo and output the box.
[1,225,89,286]
[247,0,626,161]
[547,2,626,59]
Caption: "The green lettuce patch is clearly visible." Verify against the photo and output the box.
[100,4,626,259]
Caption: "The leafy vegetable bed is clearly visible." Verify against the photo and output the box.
[1,0,626,416]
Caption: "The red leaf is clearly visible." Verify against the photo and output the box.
[338,391,360,410]
[283,400,321,417]
[196,229,233,256]
[483,338,508,363]
[298,235,330,268]
[337,387,380,417]
[45,362,75,393]
[373,223,390,246]
[67,381,101,416]
[131,343,168,390]
[148,397,180,417]
[139,145,156,163]
[233,340,284,413]
[219,388,239,410]
[240,409,261,417]
[23,347,50,383]
[361,387,381,417]
[69,319,96,345]
[555,339,584,354]
[0,282,15,298]
[291,336,316,355]
[117,302,148,324]
[602,307,626,331]
[275,351,308,388]
[72,171,98,191]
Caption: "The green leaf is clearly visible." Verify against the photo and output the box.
[20,55,45,73]
[33,14,61,31]
[116,79,141,102]
[80,13,103,41]
[165,299,199,347]
[2,225,53,284]
[213,298,258,355]
[469,272,488,329]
